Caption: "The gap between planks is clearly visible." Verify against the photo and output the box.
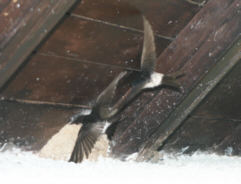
[0,97,91,109]
[70,13,175,41]
[37,52,142,72]
[190,115,241,123]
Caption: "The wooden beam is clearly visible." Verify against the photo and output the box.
[137,37,241,161]
[0,0,80,89]
[111,0,241,159]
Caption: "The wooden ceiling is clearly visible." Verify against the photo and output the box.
[0,0,240,160]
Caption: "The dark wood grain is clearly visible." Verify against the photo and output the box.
[0,0,80,89]
[162,118,241,154]
[214,124,241,155]
[0,0,198,155]
[0,54,123,106]
[38,16,169,70]
[0,100,80,151]
[0,0,39,50]
[72,0,202,38]
[162,57,241,155]
[111,0,241,157]
[2,13,169,105]
[2,0,240,159]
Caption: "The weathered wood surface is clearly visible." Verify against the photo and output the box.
[0,100,80,151]
[1,54,123,106]
[135,39,241,161]
[1,0,240,159]
[72,0,202,38]
[0,0,39,49]
[111,0,241,158]
[0,0,201,106]
[0,0,80,89]
[38,16,169,71]
[162,57,241,155]
[0,0,201,151]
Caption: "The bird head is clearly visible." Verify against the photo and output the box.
[70,109,95,124]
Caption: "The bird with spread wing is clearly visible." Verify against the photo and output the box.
[69,16,183,163]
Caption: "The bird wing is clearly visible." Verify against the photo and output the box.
[140,16,157,74]
[69,122,105,163]
[95,71,128,119]
[110,79,146,115]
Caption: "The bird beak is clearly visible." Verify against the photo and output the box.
[162,71,185,92]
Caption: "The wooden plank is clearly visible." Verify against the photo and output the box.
[38,16,169,70]
[110,0,241,158]
[72,0,202,38]
[162,54,241,155]
[0,100,80,151]
[136,39,241,161]
[0,54,123,106]
[0,0,80,89]
[0,0,39,49]
[213,124,241,155]
[161,118,241,154]
[0,0,11,11]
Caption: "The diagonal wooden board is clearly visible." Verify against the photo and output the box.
[111,0,241,159]
[0,0,81,89]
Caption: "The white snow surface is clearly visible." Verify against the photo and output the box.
[1,149,241,184]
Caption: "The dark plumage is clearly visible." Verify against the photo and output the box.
[69,16,183,163]
[69,71,127,162]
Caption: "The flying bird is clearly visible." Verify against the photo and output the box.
[69,70,127,163]
[69,16,183,163]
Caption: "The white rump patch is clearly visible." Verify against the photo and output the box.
[144,72,164,88]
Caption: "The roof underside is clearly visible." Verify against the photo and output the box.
[0,0,241,160]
